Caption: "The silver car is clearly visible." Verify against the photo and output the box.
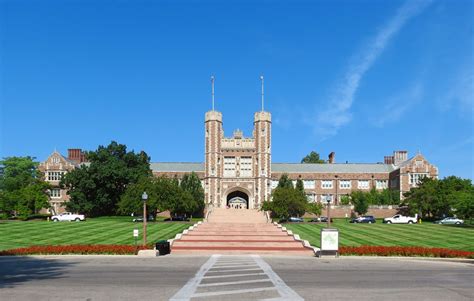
[434,217,464,225]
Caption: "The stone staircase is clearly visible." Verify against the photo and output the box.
[171,208,315,255]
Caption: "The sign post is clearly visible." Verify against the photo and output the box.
[133,229,139,254]
[320,228,339,257]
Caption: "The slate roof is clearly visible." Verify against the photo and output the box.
[150,162,396,174]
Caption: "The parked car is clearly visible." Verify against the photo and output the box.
[434,217,464,225]
[350,216,376,223]
[51,212,85,222]
[288,217,304,222]
[132,215,155,222]
[383,214,417,224]
[165,215,190,222]
[309,216,333,223]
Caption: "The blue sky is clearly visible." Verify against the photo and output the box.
[1,0,473,179]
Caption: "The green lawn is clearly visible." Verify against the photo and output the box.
[285,219,474,252]
[0,216,196,251]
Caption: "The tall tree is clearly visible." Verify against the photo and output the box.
[277,174,294,189]
[61,141,151,217]
[351,191,369,216]
[180,172,205,217]
[0,157,50,217]
[301,151,325,164]
[295,178,305,196]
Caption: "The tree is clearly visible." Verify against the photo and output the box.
[0,157,50,217]
[270,187,307,219]
[306,202,323,216]
[295,178,305,196]
[118,176,163,217]
[301,151,325,164]
[61,141,151,217]
[180,172,205,217]
[351,191,369,216]
[403,176,474,219]
[277,174,294,189]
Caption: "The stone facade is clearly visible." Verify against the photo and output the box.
[39,109,438,214]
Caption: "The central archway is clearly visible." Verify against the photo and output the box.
[227,190,249,209]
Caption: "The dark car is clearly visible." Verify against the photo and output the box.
[132,215,155,222]
[350,216,376,223]
[165,215,190,222]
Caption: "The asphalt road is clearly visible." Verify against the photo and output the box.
[0,255,472,301]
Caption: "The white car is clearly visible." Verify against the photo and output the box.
[51,212,85,222]
[383,214,417,224]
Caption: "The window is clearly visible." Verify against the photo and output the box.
[303,180,315,189]
[50,189,61,198]
[271,180,279,189]
[306,194,315,203]
[358,180,370,189]
[376,180,388,189]
[240,157,253,177]
[320,194,334,203]
[409,173,427,186]
[415,160,424,168]
[339,180,351,189]
[223,157,236,177]
[52,157,60,164]
[47,171,65,181]
[321,180,333,189]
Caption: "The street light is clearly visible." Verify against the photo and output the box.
[142,191,148,246]
[325,194,331,228]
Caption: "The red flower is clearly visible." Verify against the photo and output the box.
[339,246,473,258]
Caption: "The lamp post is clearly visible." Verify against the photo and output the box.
[326,194,331,228]
[142,192,148,246]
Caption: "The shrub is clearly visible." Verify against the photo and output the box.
[0,244,151,256]
[339,246,474,258]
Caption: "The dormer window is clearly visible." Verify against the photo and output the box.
[52,157,60,164]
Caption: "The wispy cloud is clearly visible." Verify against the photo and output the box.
[315,0,432,138]
[371,82,424,127]
[437,64,474,116]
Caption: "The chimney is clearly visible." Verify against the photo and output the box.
[393,150,408,165]
[384,156,394,164]
[328,152,335,164]
[68,148,86,164]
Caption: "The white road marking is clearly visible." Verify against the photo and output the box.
[192,287,277,298]
[203,272,267,279]
[169,255,304,301]
[198,279,272,287]
[169,254,220,301]
[206,267,262,273]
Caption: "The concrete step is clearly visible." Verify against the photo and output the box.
[171,246,314,255]
[172,241,304,247]
[180,236,294,241]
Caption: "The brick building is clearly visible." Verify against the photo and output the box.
[39,108,438,214]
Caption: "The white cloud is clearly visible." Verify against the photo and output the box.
[437,65,474,116]
[315,0,433,138]
[371,82,424,127]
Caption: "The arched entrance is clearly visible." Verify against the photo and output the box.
[227,190,249,209]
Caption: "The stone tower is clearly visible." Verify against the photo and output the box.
[253,111,272,207]
[204,110,223,207]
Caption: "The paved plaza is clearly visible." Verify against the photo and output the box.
[1,255,473,301]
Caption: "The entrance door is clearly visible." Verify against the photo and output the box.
[226,191,249,209]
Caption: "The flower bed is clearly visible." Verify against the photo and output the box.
[0,244,151,256]
[340,246,474,258]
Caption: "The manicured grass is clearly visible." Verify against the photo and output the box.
[285,219,474,252]
[0,216,197,251]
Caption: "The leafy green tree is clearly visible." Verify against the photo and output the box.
[301,151,325,164]
[0,157,50,217]
[270,187,307,219]
[180,172,205,217]
[61,141,151,217]
[277,174,294,189]
[403,176,473,219]
[295,178,305,196]
[118,176,163,217]
[340,195,351,205]
[351,191,369,216]
[306,202,323,216]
